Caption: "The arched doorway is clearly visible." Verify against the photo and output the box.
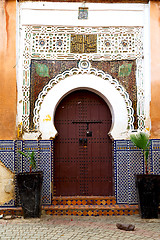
[54,90,113,196]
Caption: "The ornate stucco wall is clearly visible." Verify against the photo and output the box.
[17,2,150,140]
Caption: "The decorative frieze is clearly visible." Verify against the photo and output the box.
[20,25,144,133]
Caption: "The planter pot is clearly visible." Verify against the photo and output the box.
[136,174,160,219]
[17,171,43,218]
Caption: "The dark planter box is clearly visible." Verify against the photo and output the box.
[136,174,160,219]
[17,171,43,218]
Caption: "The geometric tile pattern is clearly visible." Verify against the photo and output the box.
[25,26,143,61]
[151,140,160,175]
[15,140,53,205]
[42,206,139,217]
[114,139,160,204]
[0,140,15,172]
[150,139,160,174]
[0,207,22,216]
[39,140,53,205]
[0,140,53,207]
[2,199,15,207]
[128,140,145,204]
[14,140,23,206]
[128,151,144,204]
[42,205,139,216]
[114,140,144,204]
[44,196,139,216]
[0,139,159,207]
[31,27,70,57]
[52,196,116,206]
[116,151,129,203]
[14,140,23,173]
[0,199,139,217]
[98,28,142,59]
[42,207,139,217]
[0,141,15,206]
[22,140,39,172]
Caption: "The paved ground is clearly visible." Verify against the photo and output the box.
[0,214,159,240]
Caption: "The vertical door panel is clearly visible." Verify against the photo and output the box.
[54,90,113,196]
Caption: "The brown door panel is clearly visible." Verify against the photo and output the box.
[54,90,113,196]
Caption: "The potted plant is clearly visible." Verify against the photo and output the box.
[17,150,43,218]
[130,132,160,219]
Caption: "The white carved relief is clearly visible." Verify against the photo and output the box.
[20,25,145,138]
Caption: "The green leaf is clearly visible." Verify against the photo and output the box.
[30,151,36,169]
[18,151,28,158]
[18,150,37,170]
[130,132,150,173]
[130,132,149,150]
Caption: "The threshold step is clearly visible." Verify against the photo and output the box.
[52,196,116,206]
[43,204,139,216]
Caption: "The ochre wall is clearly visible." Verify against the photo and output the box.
[0,0,17,140]
[150,1,160,138]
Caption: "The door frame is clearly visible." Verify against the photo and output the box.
[38,73,132,140]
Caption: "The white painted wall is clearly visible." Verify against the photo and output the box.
[20,2,146,27]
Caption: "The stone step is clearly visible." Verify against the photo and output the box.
[45,197,139,216]
[0,196,140,217]
[0,204,139,217]
[52,196,116,206]
[0,207,22,216]
[43,204,139,216]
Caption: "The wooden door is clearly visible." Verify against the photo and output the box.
[54,90,113,196]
